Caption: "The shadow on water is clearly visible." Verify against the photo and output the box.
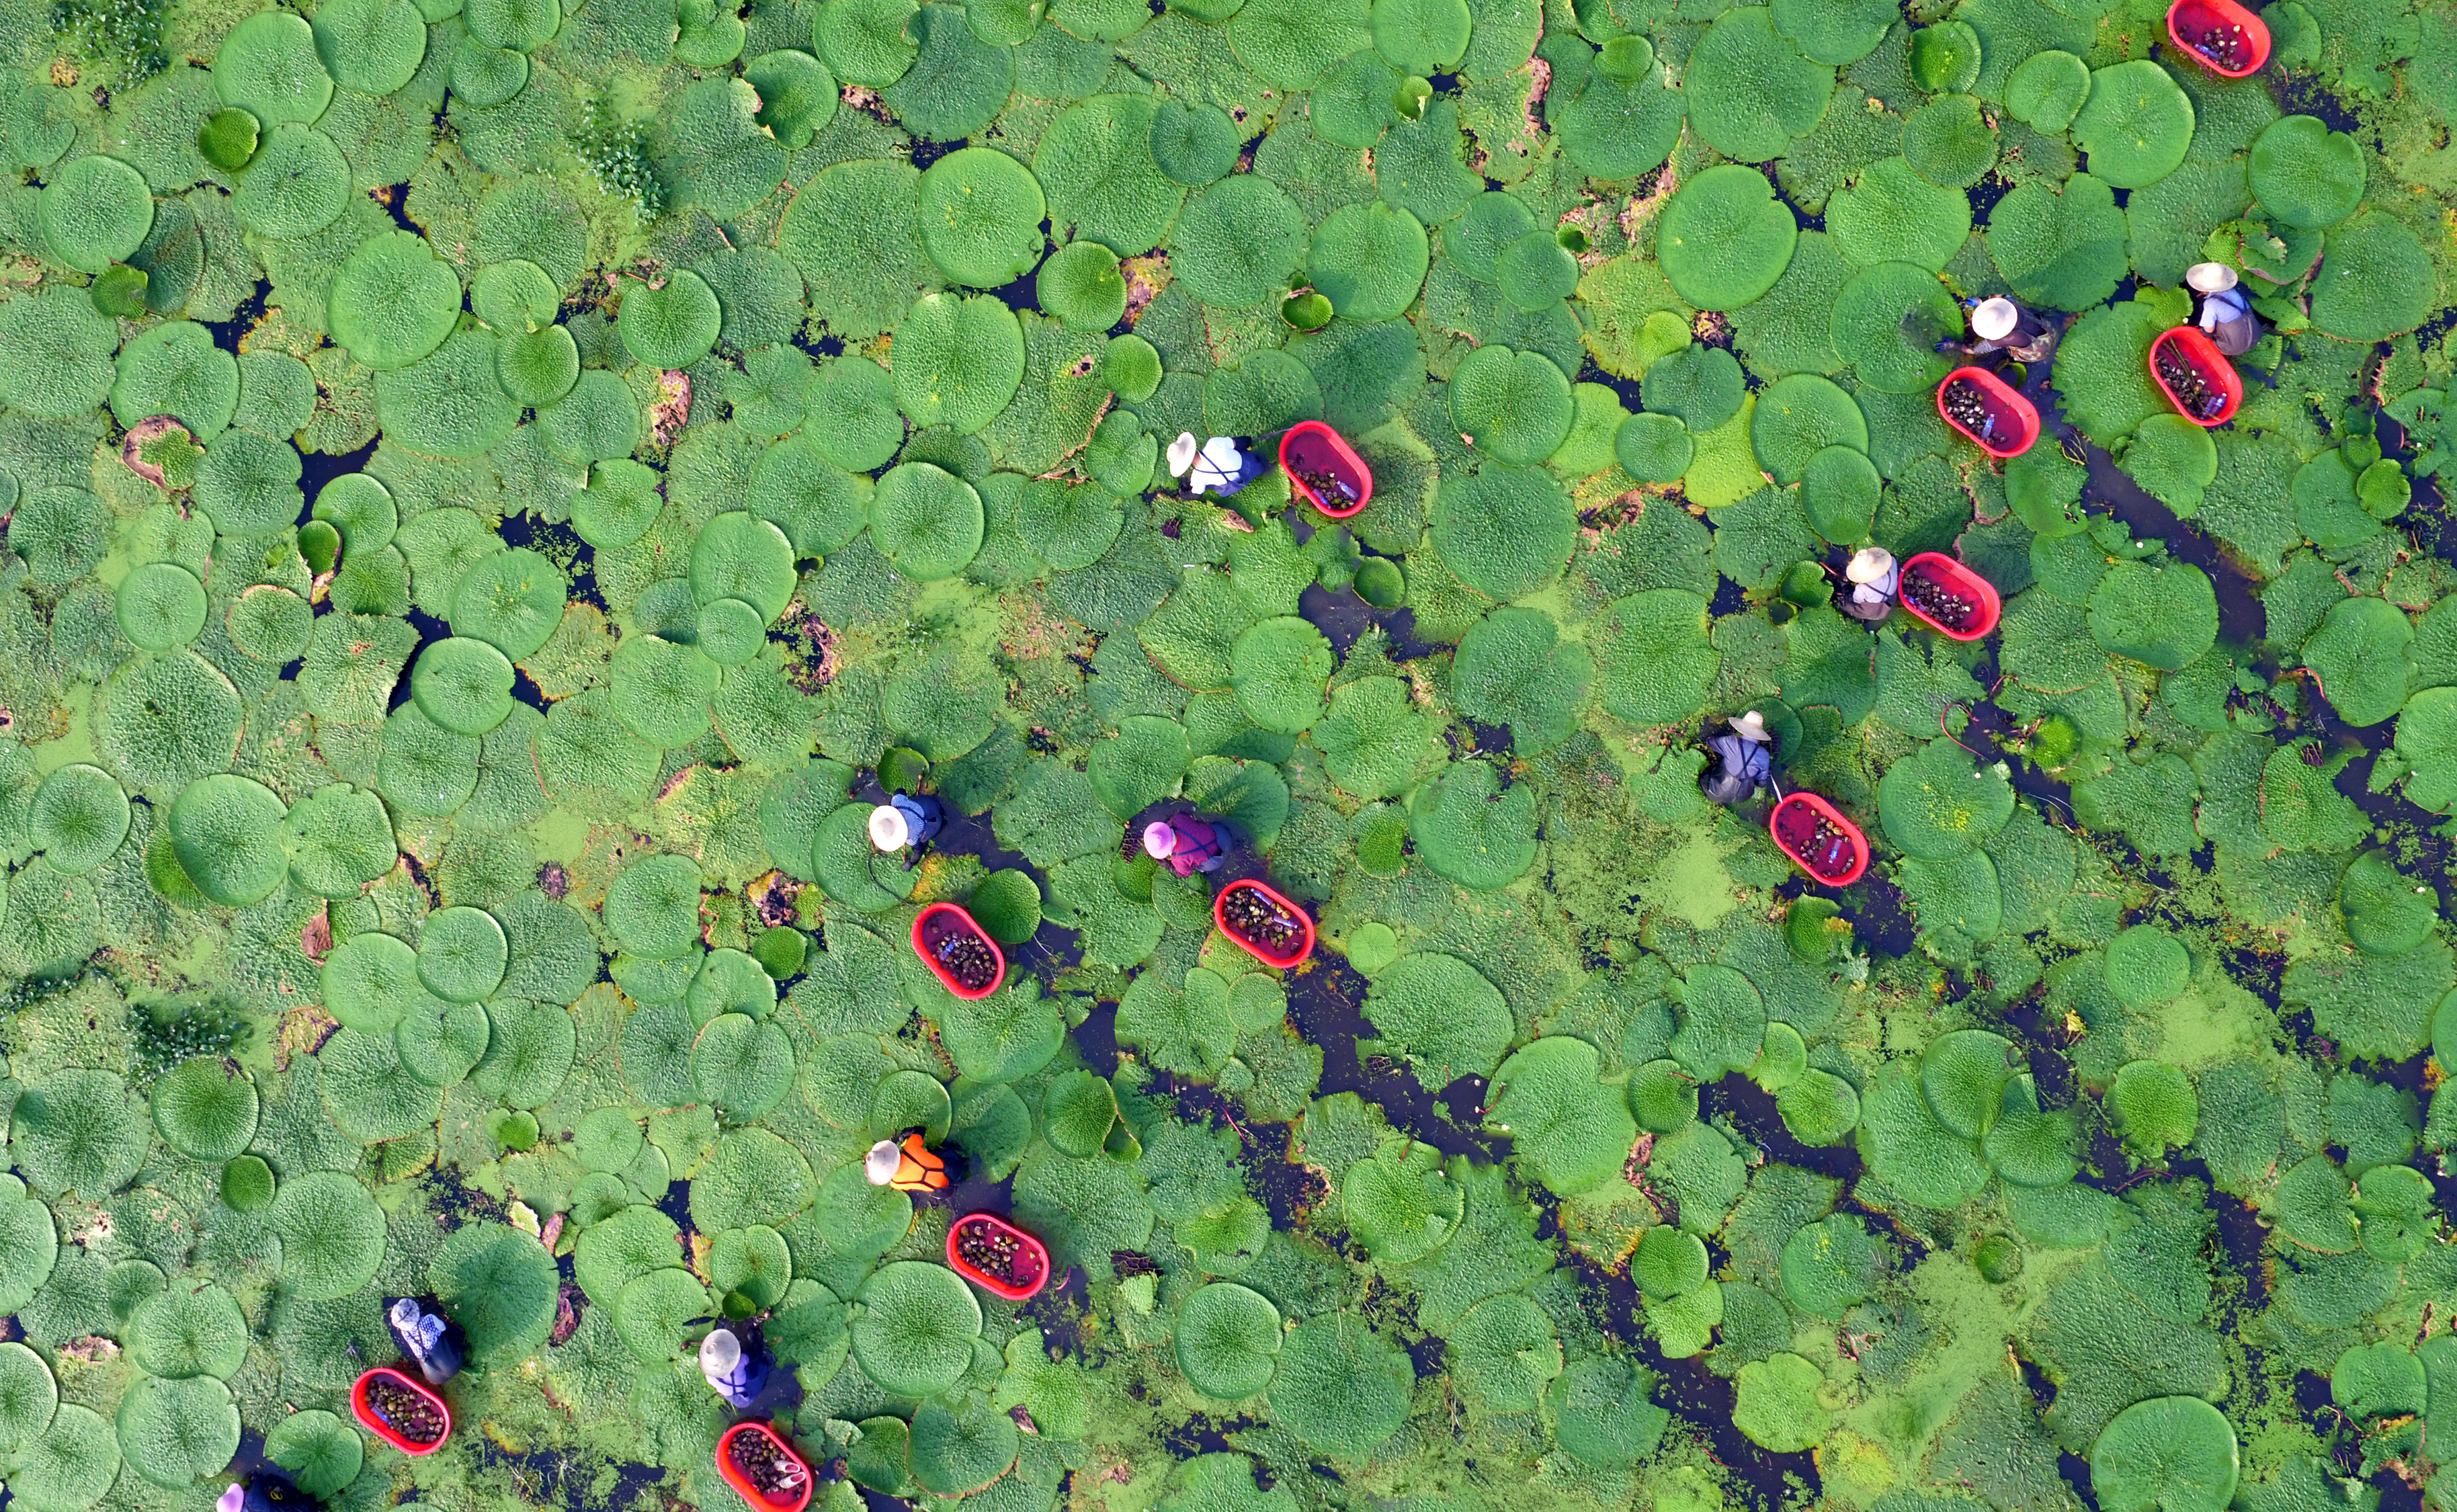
[2017,355,2267,646]
[1284,954,1503,1161]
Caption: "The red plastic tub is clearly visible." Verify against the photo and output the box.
[1897,552,2003,640]
[1279,421,1372,519]
[353,1368,450,1456]
[1214,878,1315,968]
[716,1422,815,1512]
[2149,327,2243,427]
[912,903,1005,1000]
[1935,367,2040,459]
[1769,794,1869,887]
[2167,0,2269,77]
[947,1212,1051,1301]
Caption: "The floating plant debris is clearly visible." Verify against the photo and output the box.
[1294,465,1358,506]
[726,1429,808,1507]
[2190,22,2253,70]
[1220,884,1306,956]
[362,1377,446,1445]
[1775,802,1861,883]
[931,927,1001,991]
[1901,566,1983,632]
[1940,376,2000,443]
[2156,344,2229,419]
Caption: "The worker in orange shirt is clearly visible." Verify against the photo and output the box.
[864,1131,949,1195]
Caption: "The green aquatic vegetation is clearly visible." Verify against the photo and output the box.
[0,1,2434,1507]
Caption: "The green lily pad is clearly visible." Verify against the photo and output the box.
[1682,7,1834,163]
[1657,165,1798,310]
[917,148,1047,288]
[1878,739,2014,858]
[2071,60,2195,190]
[1828,157,1972,273]
[2086,559,2218,670]
[1429,463,1575,598]
[1987,173,2130,311]
[1829,261,1957,393]
[2088,1396,2237,1512]
[2311,214,2436,343]
[1228,616,1333,734]
[894,292,1026,434]
[1307,202,1431,323]
[2007,50,2091,133]
[1173,175,1310,309]
[1902,93,1997,190]
[2249,114,2364,230]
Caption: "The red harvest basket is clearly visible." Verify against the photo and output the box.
[353,1368,450,1456]
[2149,327,2244,427]
[1935,366,2039,459]
[1897,552,2003,640]
[2167,0,2269,77]
[912,903,1005,1000]
[947,1212,1052,1301]
[1279,421,1372,519]
[1214,878,1315,968]
[1769,794,1870,888]
[716,1422,815,1512]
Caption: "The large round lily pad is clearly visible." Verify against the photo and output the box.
[2311,214,2435,343]
[40,156,153,276]
[1429,463,1575,598]
[2070,60,2195,190]
[1657,165,1797,310]
[1987,173,2129,312]
[2086,560,2218,670]
[2249,115,2364,230]
[2089,1396,2238,1512]
[916,148,1046,288]
[1175,1282,1281,1400]
[1682,7,1834,163]
[851,1261,981,1398]
[1829,262,1957,393]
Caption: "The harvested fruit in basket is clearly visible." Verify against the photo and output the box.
[1294,464,1358,506]
[2188,21,2253,70]
[954,1218,1044,1288]
[728,1429,809,1507]
[2156,345,2229,419]
[931,929,999,991]
[1220,885,1305,956]
[1776,804,1860,883]
[1901,566,1981,632]
[1940,378,2000,444]
[363,1376,446,1445]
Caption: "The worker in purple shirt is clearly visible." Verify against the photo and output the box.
[218,1474,311,1512]
[1143,814,1229,876]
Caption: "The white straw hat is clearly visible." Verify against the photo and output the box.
[699,1329,741,1376]
[865,1138,901,1185]
[1845,546,1896,585]
[1731,710,1772,743]
[867,803,909,851]
[1142,821,1175,859]
[2186,261,2240,294]
[1167,432,1200,478]
[1971,298,2018,341]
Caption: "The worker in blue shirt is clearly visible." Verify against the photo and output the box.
[386,1298,464,1386]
